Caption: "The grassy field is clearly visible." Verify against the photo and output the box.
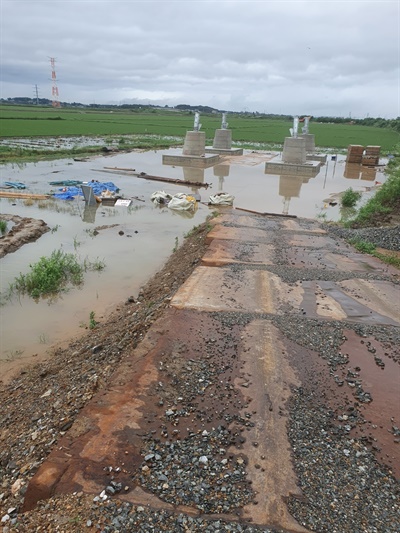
[1,105,399,151]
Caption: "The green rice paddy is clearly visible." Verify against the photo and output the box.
[1,105,399,151]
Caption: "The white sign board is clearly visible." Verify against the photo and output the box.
[115,199,132,207]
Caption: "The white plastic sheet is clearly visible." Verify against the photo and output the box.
[208,192,235,206]
[151,190,172,205]
[168,193,197,212]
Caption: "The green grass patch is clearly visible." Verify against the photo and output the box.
[0,219,7,233]
[348,171,400,227]
[12,250,84,298]
[9,250,106,299]
[349,239,377,254]
[341,188,362,208]
[89,311,98,329]
[349,238,400,268]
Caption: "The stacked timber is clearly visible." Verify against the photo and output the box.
[362,146,380,166]
[346,145,364,164]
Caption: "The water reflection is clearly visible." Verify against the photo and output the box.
[82,205,99,224]
[181,167,205,201]
[344,163,377,181]
[278,174,316,215]
[213,163,230,192]
[361,167,377,181]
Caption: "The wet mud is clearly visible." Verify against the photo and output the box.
[0,214,49,258]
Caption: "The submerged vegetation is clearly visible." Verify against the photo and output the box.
[340,188,362,208]
[8,250,106,300]
[11,250,84,298]
[0,135,182,163]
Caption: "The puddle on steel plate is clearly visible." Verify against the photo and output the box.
[0,148,388,380]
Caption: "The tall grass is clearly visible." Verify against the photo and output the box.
[349,170,400,226]
[0,219,7,233]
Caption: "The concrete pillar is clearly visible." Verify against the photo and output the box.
[299,133,315,153]
[213,129,232,150]
[183,131,206,156]
[282,137,306,164]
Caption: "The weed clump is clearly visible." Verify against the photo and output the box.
[341,188,362,208]
[12,250,84,298]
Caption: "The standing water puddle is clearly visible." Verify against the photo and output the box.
[0,148,388,380]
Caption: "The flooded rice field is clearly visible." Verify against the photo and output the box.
[0,147,388,380]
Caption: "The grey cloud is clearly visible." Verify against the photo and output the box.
[1,0,398,118]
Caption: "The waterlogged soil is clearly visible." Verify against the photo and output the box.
[0,215,49,258]
[0,222,211,529]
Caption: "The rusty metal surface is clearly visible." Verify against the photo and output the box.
[202,239,274,266]
[23,211,399,531]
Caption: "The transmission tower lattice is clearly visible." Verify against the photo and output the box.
[50,57,61,108]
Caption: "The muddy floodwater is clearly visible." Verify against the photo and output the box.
[0,147,388,380]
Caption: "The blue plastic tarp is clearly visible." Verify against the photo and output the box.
[53,181,119,200]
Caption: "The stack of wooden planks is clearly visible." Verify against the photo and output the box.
[0,191,50,200]
[346,145,364,164]
[362,146,381,166]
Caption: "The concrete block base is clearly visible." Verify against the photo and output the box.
[306,153,327,163]
[282,137,307,164]
[205,147,243,156]
[265,160,321,177]
[163,154,219,168]
[299,133,316,153]
[213,129,232,150]
[183,131,206,156]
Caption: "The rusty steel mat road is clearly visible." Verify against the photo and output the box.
[23,212,400,532]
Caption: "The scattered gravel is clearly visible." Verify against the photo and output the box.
[139,427,254,514]
[287,388,400,533]
[3,494,279,532]
[326,224,400,252]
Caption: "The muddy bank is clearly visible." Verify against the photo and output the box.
[0,215,49,259]
[0,221,211,519]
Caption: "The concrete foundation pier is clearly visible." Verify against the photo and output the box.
[213,129,232,150]
[282,137,307,164]
[205,129,243,155]
[183,131,206,156]
[299,133,315,153]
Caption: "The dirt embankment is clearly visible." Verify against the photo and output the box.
[0,221,211,525]
[0,215,49,258]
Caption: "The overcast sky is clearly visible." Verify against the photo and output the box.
[1,0,398,118]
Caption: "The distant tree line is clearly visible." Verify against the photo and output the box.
[1,97,399,133]
[310,115,400,134]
